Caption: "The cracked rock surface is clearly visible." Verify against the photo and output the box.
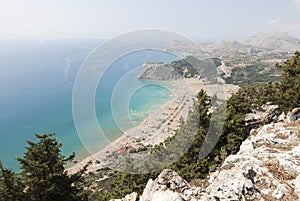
[112,106,300,201]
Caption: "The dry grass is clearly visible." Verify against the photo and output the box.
[260,160,299,200]
[189,178,209,189]
[263,160,297,181]
[265,142,295,151]
[296,126,300,138]
[286,120,300,127]
[251,128,260,136]
[276,133,289,140]
[261,183,299,201]
[221,163,235,170]
[284,121,300,137]
[266,126,274,133]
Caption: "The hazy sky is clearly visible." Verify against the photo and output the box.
[0,0,300,41]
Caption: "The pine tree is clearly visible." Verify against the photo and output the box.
[276,51,300,111]
[15,132,88,201]
[196,89,211,128]
[0,161,26,201]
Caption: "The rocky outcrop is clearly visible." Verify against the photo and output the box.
[205,117,300,200]
[287,108,300,123]
[140,169,202,201]
[138,56,219,83]
[113,106,300,201]
[245,104,282,130]
[110,192,138,201]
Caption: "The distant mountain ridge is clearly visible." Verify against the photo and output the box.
[166,32,300,56]
[244,32,300,52]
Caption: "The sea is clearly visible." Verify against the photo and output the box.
[0,40,178,170]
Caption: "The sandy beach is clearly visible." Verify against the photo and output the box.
[67,78,239,174]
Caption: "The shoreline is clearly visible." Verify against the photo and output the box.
[67,78,239,174]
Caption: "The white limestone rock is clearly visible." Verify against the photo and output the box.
[115,107,300,201]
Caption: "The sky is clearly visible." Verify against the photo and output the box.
[0,0,300,41]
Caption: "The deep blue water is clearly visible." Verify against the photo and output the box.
[0,40,177,170]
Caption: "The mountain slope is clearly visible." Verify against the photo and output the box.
[112,106,300,201]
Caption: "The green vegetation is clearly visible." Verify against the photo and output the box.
[91,89,247,200]
[227,51,300,112]
[0,133,89,201]
[0,162,24,201]
[276,51,300,110]
[223,61,282,85]
[165,56,220,82]
[1,51,299,200]
[166,56,200,78]
[91,51,300,200]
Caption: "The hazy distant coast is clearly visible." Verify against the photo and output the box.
[68,31,300,174]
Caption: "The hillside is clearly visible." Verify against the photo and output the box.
[104,47,300,200]
[244,32,300,52]
[1,34,299,201]
[113,106,300,201]
[138,56,221,83]
[164,32,300,85]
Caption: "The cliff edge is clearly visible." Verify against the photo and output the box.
[112,106,300,201]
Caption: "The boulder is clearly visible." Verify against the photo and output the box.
[260,105,281,124]
[151,190,185,201]
[287,107,300,122]
[110,192,138,201]
[245,105,282,131]
[113,107,300,201]
[140,169,191,201]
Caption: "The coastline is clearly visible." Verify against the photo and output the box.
[67,78,239,174]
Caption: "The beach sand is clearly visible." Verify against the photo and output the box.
[67,78,239,174]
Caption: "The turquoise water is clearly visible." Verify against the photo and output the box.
[0,40,177,170]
